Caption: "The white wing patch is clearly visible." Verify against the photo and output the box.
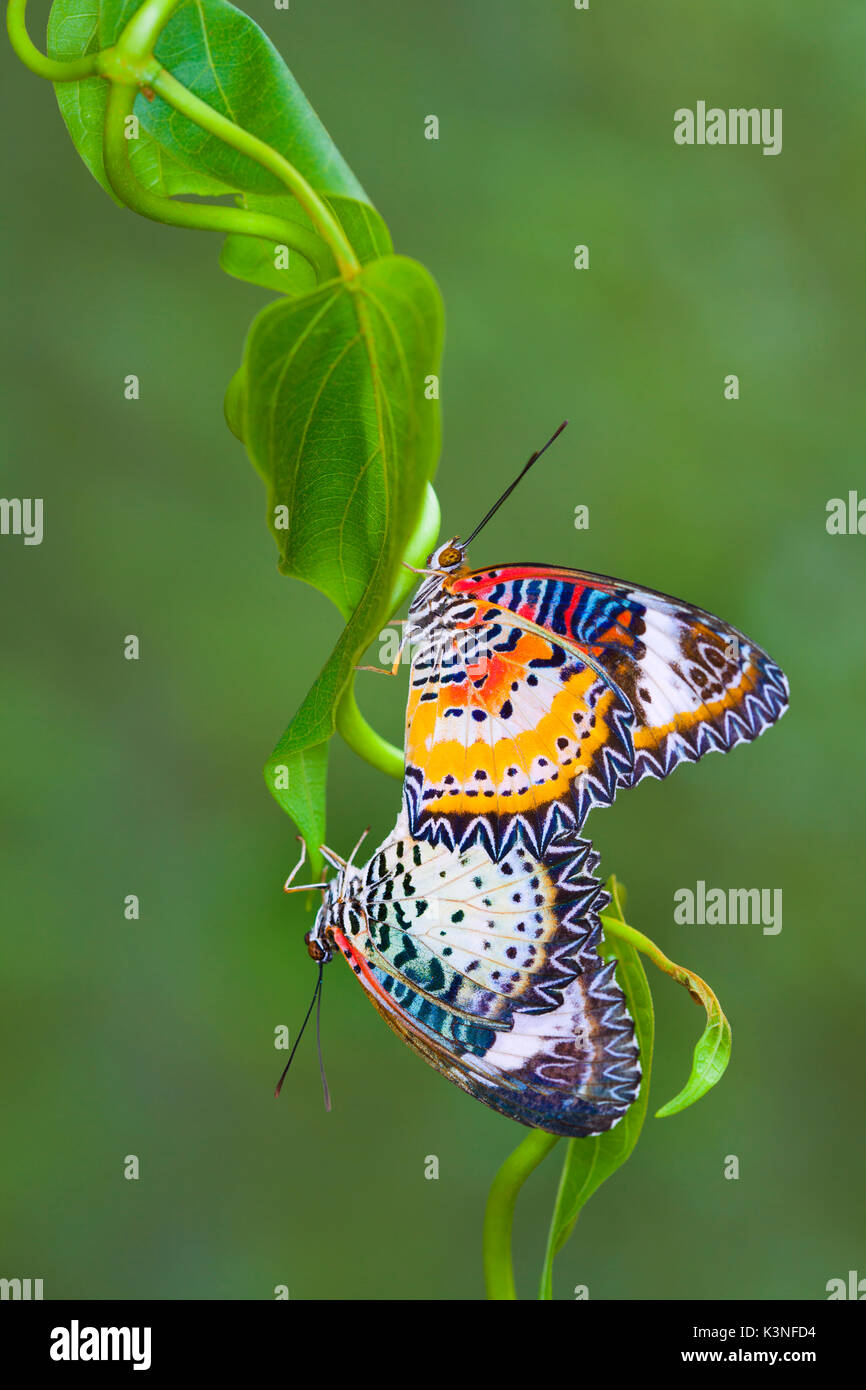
[362,825,584,1004]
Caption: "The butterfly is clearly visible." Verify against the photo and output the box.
[282,818,640,1139]
[401,423,789,859]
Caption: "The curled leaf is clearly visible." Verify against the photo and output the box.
[651,969,731,1119]
[239,255,444,866]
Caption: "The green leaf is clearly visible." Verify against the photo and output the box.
[49,0,366,195]
[241,255,442,611]
[267,743,328,876]
[326,196,393,265]
[538,876,654,1300]
[45,0,435,859]
[219,222,321,298]
[653,1023,730,1118]
[238,255,443,864]
[223,365,246,442]
[47,0,392,287]
[652,972,731,1119]
[145,3,366,199]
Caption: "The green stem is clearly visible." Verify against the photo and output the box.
[335,685,403,781]
[147,67,358,278]
[10,0,353,281]
[114,0,183,55]
[600,913,674,970]
[483,1130,560,1299]
[600,911,720,1010]
[108,0,357,276]
[6,0,101,79]
[99,80,333,278]
[600,904,730,1119]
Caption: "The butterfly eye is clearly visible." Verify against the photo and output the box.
[304,930,330,964]
[439,545,462,567]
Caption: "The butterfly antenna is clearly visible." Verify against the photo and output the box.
[344,826,371,874]
[274,962,325,1099]
[462,420,568,547]
[315,963,331,1112]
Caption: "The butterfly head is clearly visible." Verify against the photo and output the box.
[407,539,469,625]
[287,831,371,966]
[304,864,364,966]
[303,874,340,965]
[304,925,331,964]
[427,537,467,572]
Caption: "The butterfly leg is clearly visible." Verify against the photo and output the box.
[283,837,329,894]
[283,837,307,890]
[356,659,402,676]
[357,621,411,677]
[401,562,444,577]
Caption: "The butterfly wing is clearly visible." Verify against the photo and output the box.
[404,563,788,855]
[333,829,640,1138]
[347,823,605,1026]
[404,606,634,857]
[458,564,789,782]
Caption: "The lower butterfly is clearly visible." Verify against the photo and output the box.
[282,817,640,1138]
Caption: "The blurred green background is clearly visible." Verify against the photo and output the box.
[2,0,864,1300]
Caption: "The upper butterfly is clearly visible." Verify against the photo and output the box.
[402,424,789,859]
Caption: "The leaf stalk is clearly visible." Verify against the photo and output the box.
[600,878,731,1118]
[483,1129,560,1299]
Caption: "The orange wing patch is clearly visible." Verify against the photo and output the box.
[404,620,632,856]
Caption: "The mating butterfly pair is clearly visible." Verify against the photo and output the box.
[282,425,789,1137]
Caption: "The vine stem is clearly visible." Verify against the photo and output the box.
[483,1129,560,1299]
[145,67,359,278]
[6,0,100,79]
[11,0,432,784]
[7,0,355,281]
[600,907,730,1119]
[600,913,695,985]
[335,686,403,781]
[100,80,331,277]
[114,0,184,53]
[599,909,726,1034]
[105,0,358,277]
